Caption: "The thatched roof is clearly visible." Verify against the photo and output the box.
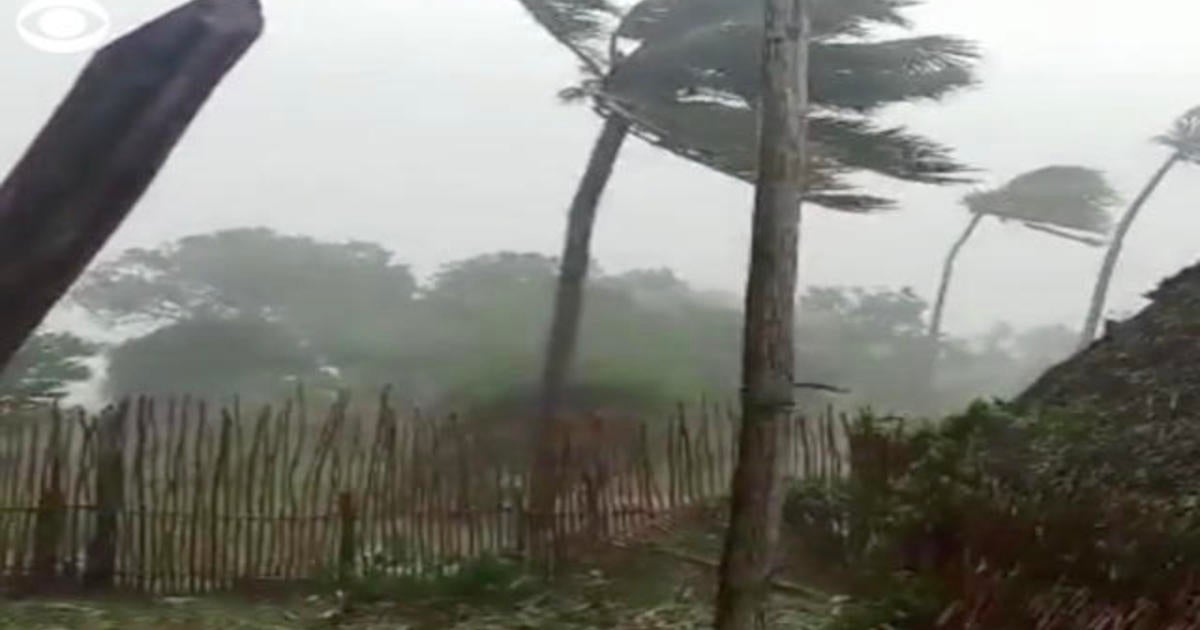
[1017,261,1200,419]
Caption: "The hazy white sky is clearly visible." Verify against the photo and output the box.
[3,0,1200,337]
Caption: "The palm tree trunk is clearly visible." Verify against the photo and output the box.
[922,213,983,398]
[1078,152,1181,349]
[928,213,984,346]
[528,113,630,568]
[714,0,809,627]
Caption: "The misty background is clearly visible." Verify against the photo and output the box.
[2,0,1199,404]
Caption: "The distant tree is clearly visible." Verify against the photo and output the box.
[79,232,1070,416]
[927,166,1118,375]
[412,253,558,402]
[105,316,323,401]
[1012,324,1077,370]
[1080,105,1200,348]
[937,322,1078,410]
[74,228,419,390]
[415,254,739,408]
[0,332,98,408]
[798,286,930,411]
[519,0,979,467]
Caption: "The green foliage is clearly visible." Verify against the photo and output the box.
[0,332,98,406]
[77,230,1074,415]
[104,316,325,402]
[790,403,1200,628]
[521,0,979,211]
[73,228,418,388]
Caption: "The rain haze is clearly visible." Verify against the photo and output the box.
[3,0,1199,336]
[8,1,1200,621]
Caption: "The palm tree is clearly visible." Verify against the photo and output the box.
[714,1,808,625]
[928,166,1118,377]
[520,0,978,544]
[1078,106,1200,349]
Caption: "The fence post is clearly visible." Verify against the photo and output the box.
[338,492,357,584]
[84,404,127,590]
[28,408,66,588]
[31,486,65,586]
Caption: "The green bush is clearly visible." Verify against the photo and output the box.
[787,402,1200,628]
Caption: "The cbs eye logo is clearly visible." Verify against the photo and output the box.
[16,0,112,54]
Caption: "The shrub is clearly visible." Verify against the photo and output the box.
[786,402,1200,628]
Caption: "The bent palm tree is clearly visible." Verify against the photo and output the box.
[1079,106,1200,349]
[520,0,978,555]
[928,166,1118,380]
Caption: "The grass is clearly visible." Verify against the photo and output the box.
[0,594,827,629]
[0,539,832,629]
[0,597,310,629]
[0,507,833,628]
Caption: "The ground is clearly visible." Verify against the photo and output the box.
[0,516,831,629]
[0,569,825,629]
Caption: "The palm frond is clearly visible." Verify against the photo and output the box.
[964,166,1120,235]
[1156,105,1200,163]
[614,0,915,46]
[1021,222,1108,247]
[524,0,980,211]
[812,36,979,111]
[811,117,972,184]
[608,16,977,112]
[597,96,905,211]
[516,0,622,76]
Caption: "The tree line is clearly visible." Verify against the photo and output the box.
[0,227,1073,419]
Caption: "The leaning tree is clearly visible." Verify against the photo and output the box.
[1079,105,1200,349]
[927,166,1118,377]
[519,0,978,553]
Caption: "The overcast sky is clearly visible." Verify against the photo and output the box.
[3,0,1200,338]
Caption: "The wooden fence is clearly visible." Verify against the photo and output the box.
[0,393,849,595]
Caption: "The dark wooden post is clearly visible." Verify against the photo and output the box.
[337,492,357,585]
[31,487,66,587]
[0,0,263,371]
[29,408,66,588]
[84,402,128,590]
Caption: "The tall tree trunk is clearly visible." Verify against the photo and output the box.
[1078,152,1181,349]
[921,213,982,406]
[529,114,630,567]
[714,0,809,627]
[927,213,984,350]
[0,0,263,371]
